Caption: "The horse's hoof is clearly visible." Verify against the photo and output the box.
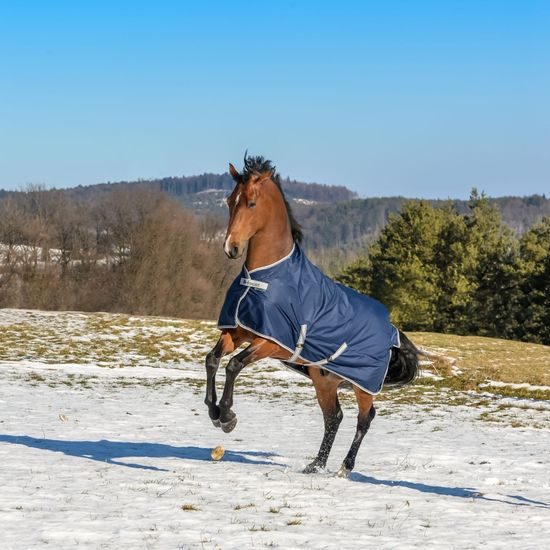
[303,461,322,474]
[336,464,351,479]
[208,405,221,428]
[220,416,238,433]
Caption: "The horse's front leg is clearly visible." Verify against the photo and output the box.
[205,332,235,428]
[218,338,281,433]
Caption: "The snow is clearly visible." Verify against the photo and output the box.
[0,243,63,263]
[292,199,319,206]
[1,310,549,549]
[480,380,550,392]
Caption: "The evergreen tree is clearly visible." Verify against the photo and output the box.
[516,218,550,344]
[429,205,471,333]
[337,256,372,295]
[337,190,540,342]
[362,201,446,330]
[464,189,519,338]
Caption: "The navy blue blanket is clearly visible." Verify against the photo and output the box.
[218,244,400,395]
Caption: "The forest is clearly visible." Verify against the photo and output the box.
[339,191,550,345]
[0,186,237,320]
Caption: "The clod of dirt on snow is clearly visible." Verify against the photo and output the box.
[211,445,225,461]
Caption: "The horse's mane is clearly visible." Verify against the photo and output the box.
[242,154,304,243]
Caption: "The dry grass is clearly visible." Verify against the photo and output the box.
[0,311,217,366]
[410,332,550,387]
[1,310,548,406]
[181,504,200,512]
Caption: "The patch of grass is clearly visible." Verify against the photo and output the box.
[85,315,130,332]
[0,310,215,367]
[4,311,548,431]
[181,504,200,511]
[478,411,496,423]
[404,352,550,400]
[26,373,46,384]
[234,503,255,510]
[248,525,271,532]
[410,332,550,387]
[482,385,550,401]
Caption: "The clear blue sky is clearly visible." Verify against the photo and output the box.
[1,0,549,198]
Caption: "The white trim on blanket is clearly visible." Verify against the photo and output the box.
[282,346,393,396]
[248,243,296,274]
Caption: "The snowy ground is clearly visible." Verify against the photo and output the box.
[0,310,549,549]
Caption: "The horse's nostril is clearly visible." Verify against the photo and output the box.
[224,241,240,259]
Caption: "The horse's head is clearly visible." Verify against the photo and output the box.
[223,161,275,259]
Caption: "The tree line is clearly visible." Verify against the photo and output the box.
[0,186,238,319]
[1,185,548,345]
[338,190,550,345]
[297,194,550,254]
[61,173,357,206]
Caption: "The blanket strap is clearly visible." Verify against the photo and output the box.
[307,342,348,367]
[288,324,348,367]
[289,324,307,362]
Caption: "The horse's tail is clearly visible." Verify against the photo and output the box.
[384,330,420,387]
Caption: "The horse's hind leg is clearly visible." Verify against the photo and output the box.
[304,370,343,473]
[205,332,235,428]
[337,387,375,478]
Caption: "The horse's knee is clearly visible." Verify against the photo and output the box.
[205,349,219,370]
[329,407,343,431]
[225,356,244,375]
[357,405,376,435]
[326,405,343,420]
[362,405,376,428]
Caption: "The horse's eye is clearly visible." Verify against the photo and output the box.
[248,201,256,209]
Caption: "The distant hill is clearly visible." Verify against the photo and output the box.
[297,194,550,252]
[1,174,548,259]
[60,173,357,213]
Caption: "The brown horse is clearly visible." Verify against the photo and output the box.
[205,155,419,478]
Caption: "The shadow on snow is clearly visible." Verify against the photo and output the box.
[350,472,550,509]
[2,434,548,510]
[0,434,284,471]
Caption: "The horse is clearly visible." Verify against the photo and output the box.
[204,155,419,478]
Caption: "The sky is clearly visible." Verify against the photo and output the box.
[1,1,549,198]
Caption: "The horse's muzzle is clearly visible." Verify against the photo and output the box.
[224,244,241,259]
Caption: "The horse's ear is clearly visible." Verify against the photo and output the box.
[229,163,242,183]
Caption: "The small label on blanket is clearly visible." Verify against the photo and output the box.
[240,278,269,291]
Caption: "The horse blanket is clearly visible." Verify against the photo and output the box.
[218,244,400,395]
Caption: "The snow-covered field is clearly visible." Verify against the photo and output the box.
[0,309,549,549]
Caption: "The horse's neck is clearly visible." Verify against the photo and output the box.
[246,233,294,272]
[245,186,294,272]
